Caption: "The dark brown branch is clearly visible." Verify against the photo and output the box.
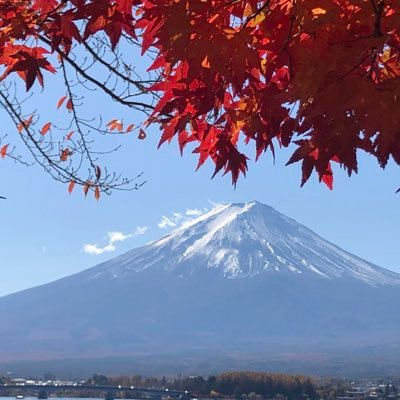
[39,36,155,112]
[82,40,149,91]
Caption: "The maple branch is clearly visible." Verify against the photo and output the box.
[0,87,77,184]
[371,0,385,37]
[81,40,151,92]
[0,85,145,194]
[36,1,65,24]
[0,131,31,166]
[209,0,242,16]
[283,14,296,79]
[60,58,97,171]
[2,0,400,192]
[242,0,271,28]
[39,36,155,113]
[338,49,375,81]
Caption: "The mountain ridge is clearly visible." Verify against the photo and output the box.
[1,200,400,371]
[81,200,400,286]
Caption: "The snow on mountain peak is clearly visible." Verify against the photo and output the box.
[89,201,400,287]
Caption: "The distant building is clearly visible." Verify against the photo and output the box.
[338,388,368,400]
[11,379,26,386]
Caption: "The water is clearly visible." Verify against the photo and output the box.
[1,398,104,400]
[0,397,143,400]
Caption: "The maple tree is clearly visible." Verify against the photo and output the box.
[1,0,400,197]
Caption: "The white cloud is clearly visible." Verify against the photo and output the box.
[158,216,177,229]
[108,231,133,242]
[135,226,149,235]
[84,227,149,256]
[208,199,224,208]
[185,208,203,216]
[157,207,210,230]
[84,242,115,256]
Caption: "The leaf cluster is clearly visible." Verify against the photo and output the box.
[2,0,400,192]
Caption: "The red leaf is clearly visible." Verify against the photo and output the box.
[320,162,334,190]
[126,123,135,132]
[107,119,118,127]
[322,173,334,190]
[105,21,122,50]
[138,128,146,140]
[287,141,315,166]
[83,182,91,197]
[300,157,314,187]
[57,96,67,109]
[68,180,75,194]
[60,148,71,161]
[0,144,8,159]
[107,119,123,132]
[158,119,179,148]
[66,99,73,111]
[95,165,101,179]
[17,115,34,133]
[94,186,100,201]
[66,131,74,140]
[178,130,189,155]
[40,122,52,135]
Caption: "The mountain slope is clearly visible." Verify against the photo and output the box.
[0,201,400,365]
[85,201,400,285]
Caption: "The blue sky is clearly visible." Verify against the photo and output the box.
[1,128,399,297]
[0,48,399,297]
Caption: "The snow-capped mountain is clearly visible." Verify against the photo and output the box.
[87,201,400,286]
[1,201,400,372]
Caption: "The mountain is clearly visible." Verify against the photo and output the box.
[85,201,400,285]
[1,201,400,375]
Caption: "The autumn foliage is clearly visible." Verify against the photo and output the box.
[1,0,400,195]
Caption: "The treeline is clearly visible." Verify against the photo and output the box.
[171,372,317,400]
[86,373,164,388]
[87,371,318,400]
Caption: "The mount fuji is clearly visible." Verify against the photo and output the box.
[86,201,400,285]
[1,201,400,374]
